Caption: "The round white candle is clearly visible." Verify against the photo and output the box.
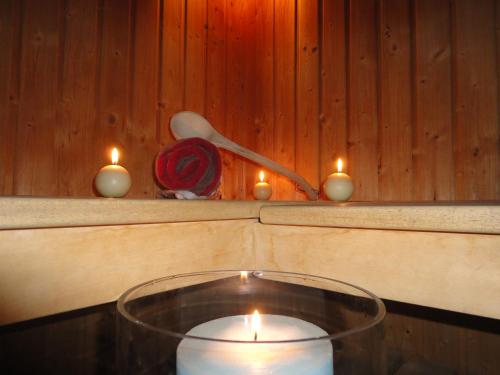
[95,148,131,198]
[177,314,333,375]
[253,171,272,200]
[323,159,353,201]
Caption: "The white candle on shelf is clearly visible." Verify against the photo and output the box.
[177,311,333,375]
[95,147,131,198]
[253,170,272,200]
[323,158,353,202]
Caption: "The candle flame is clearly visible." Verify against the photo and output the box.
[240,271,248,281]
[337,158,343,173]
[251,310,261,341]
[259,170,265,182]
[111,147,119,165]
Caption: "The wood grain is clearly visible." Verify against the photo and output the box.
[95,0,131,185]
[56,0,99,196]
[256,223,500,319]
[127,0,160,197]
[273,0,297,200]
[0,219,256,324]
[224,0,254,199]
[348,0,379,201]
[413,0,454,200]
[320,0,347,192]
[454,0,499,200]
[15,0,62,196]
[158,0,185,147]
[259,203,500,234]
[0,0,499,201]
[185,0,207,114]
[205,0,227,196]
[378,0,412,200]
[253,0,275,198]
[0,197,291,229]
[0,0,20,195]
[296,0,320,200]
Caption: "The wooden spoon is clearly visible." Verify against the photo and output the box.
[170,111,319,200]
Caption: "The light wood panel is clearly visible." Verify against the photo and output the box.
[259,203,500,234]
[0,0,499,201]
[255,224,500,320]
[0,197,302,229]
[0,219,256,324]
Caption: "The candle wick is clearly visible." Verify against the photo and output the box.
[254,332,258,341]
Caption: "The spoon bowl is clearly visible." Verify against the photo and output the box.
[171,111,216,141]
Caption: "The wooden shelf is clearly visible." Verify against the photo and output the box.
[260,202,500,234]
[0,197,298,230]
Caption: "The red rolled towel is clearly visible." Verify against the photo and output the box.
[155,137,222,197]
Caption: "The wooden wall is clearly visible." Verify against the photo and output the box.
[0,0,499,200]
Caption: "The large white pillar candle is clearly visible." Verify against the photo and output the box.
[95,147,131,198]
[177,314,333,375]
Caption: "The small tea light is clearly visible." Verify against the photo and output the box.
[95,147,131,198]
[323,158,353,201]
[253,170,272,200]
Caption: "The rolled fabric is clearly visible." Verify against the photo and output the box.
[155,137,222,197]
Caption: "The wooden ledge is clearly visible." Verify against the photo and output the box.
[0,197,288,230]
[259,202,500,234]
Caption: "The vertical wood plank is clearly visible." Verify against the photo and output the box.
[185,0,207,114]
[241,0,258,199]
[320,0,347,192]
[158,0,185,146]
[15,0,62,196]
[206,0,227,197]
[454,0,499,200]
[127,0,160,197]
[413,0,454,200]
[378,0,412,201]
[56,0,99,196]
[225,0,255,199]
[0,0,21,195]
[252,0,275,198]
[95,0,131,188]
[273,0,296,200]
[296,0,320,200]
[496,0,500,200]
[348,0,379,201]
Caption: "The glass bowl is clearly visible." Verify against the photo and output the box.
[117,270,386,374]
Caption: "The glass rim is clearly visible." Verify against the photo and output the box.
[117,269,386,344]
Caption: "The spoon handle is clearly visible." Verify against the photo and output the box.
[212,136,319,200]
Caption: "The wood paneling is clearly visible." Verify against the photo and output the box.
[0,219,256,324]
[412,0,454,200]
[453,0,499,200]
[0,0,499,201]
[0,1,21,196]
[348,0,380,201]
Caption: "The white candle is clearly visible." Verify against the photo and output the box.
[323,158,353,201]
[95,147,131,198]
[253,171,272,200]
[177,313,333,375]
